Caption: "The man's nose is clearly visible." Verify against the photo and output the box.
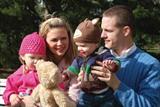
[101,30,106,38]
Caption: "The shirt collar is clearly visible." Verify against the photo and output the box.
[110,43,137,58]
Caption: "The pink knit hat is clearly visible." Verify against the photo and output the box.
[19,32,46,56]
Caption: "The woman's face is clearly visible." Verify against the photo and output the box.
[46,27,69,58]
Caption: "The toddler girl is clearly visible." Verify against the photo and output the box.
[3,32,46,107]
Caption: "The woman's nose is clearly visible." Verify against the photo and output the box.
[57,40,62,45]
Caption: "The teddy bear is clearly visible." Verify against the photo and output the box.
[31,60,76,107]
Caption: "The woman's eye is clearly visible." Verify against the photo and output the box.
[51,39,57,42]
[61,37,66,40]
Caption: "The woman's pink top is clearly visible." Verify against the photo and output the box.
[3,65,39,105]
[58,59,69,91]
[58,59,80,102]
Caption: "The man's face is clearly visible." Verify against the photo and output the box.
[101,16,124,50]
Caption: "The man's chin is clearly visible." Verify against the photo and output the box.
[105,45,111,49]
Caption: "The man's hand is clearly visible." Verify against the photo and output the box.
[91,61,120,91]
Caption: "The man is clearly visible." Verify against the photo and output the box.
[91,5,160,107]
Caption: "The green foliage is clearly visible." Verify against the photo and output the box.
[133,4,160,54]
[0,0,160,69]
[0,0,41,68]
[134,5,160,35]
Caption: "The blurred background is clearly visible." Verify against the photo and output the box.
[0,0,160,77]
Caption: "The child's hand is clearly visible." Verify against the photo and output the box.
[77,70,84,82]
[9,94,22,107]
[102,59,119,73]
[61,72,70,81]
[103,59,114,68]
[22,96,39,107]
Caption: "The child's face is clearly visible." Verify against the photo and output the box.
[75,42,98,57]
[21,54,44,71]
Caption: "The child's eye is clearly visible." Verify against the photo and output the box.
[38,57,43,60]
[30,56,35,59]
[79,45,85,47]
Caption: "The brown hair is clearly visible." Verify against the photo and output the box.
[103,5,135,35]
[39,17,77,65]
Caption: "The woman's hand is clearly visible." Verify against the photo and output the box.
[91,61,121,91]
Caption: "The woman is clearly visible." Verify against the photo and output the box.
[39,17,79,104]
[39,17,76,71]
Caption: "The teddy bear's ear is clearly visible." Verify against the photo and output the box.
[92,18,99,25]
[35,59,45,69]
[37,59,45,65]
[84,18,88,21]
